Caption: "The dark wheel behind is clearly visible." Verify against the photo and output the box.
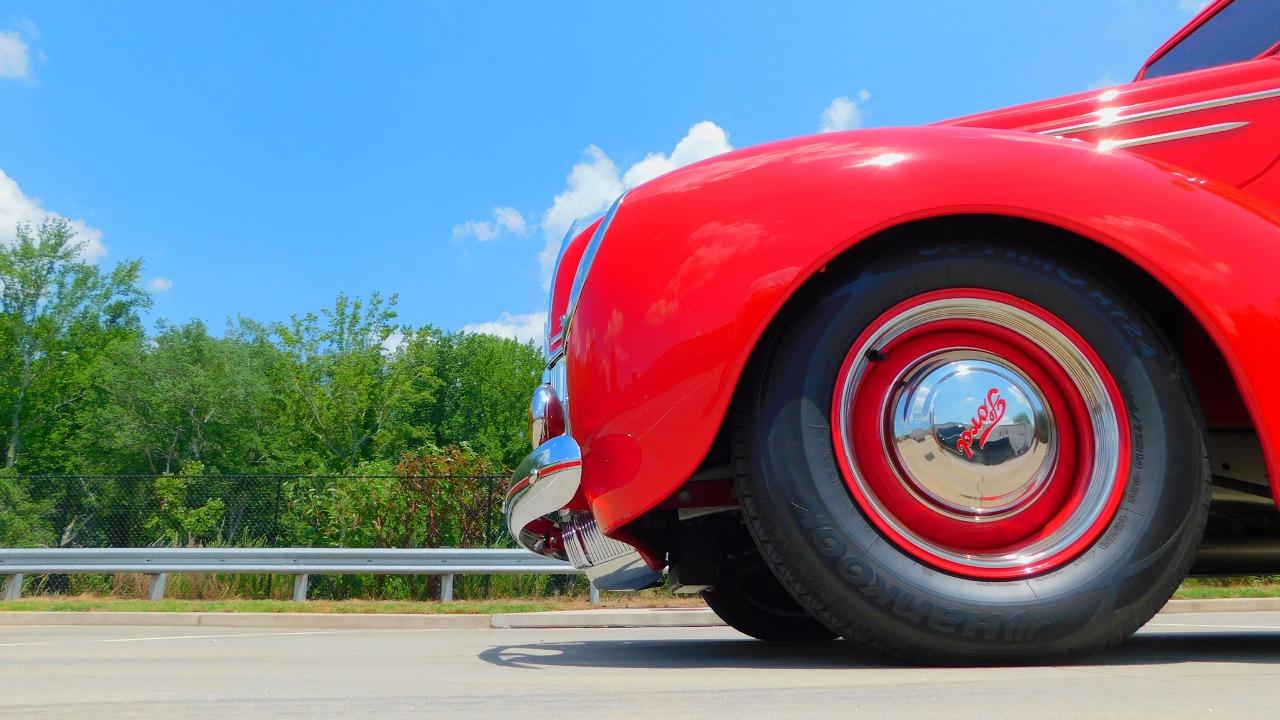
[701,528,837,642]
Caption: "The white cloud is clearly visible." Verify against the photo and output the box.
[1177,0,1211,14]
[458,121,735,307]
[453,219,499,242]
[1088,72,1119,91]
[380,328,406,355]
[537,121,733,288]
[0,31,29,80]
[0,20,39,81]
[462,311,544,344]
[621,120,733,187]
[540,145,625,252]
[819,90,871,133]
[493,207,526,235]
[147,277,173,292]
[0,168,107,262]
[456,122,739,346]
[453,206,528,242]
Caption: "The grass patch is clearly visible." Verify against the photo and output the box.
[0,591,708,614]
[1175,578,1280,600]
[0,596,565,614]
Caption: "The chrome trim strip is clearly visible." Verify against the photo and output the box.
[546,348,565,366]
[1040,87,1280,136]
[546,213,606,354]
[563,193,625,336]
[545,331,563,355]
[1097,121,1249,151]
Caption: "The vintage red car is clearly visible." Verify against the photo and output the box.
[506,0,1280,662]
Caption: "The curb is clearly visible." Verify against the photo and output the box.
[1158,597,1280,614]
[0,599,1277,630]
[491,607,721,629]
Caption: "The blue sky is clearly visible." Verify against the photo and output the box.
[0,1,1206,342]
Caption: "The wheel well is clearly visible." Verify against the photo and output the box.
[689,213,1257,485]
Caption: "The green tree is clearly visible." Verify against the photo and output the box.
[410,330,542,467]
[271,293,436,470]
[0,219,148,469]
[79,320,278,474]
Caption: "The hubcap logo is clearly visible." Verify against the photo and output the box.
[956,388,1006,458]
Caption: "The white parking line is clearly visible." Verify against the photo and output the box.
[99,630,347,643]
[0,629,349,648]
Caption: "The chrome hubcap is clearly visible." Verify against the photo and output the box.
[888,351,1055,520]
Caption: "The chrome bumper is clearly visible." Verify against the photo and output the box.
[505,376,661,591]
[505,435,583,553]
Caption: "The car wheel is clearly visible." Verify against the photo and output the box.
[733,230,1210,663]
[701,532,838,642]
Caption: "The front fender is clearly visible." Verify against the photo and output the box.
[565,126,1280,533]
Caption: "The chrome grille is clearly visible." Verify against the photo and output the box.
[562,514,634,570]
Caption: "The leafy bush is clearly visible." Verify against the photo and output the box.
[0,468,55,547]
[144,464,227,546]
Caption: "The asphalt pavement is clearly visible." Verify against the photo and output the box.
[3,611,1280,718]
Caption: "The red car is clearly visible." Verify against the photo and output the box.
[506,0,1280,662]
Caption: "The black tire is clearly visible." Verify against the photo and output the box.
[701,537,838,642]
[734,227,1210,664]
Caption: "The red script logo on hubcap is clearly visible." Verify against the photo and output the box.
[956,388,1006,457]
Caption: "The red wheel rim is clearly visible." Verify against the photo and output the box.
[830,289,1130,579]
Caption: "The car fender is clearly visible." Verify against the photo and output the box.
[565,125,1280,533]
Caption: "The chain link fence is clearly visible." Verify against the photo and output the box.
[5,474,512,550]
[0,474,584,601]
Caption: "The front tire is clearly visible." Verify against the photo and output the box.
[735,230,1209,663]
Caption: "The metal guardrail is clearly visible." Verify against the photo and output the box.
[0,548,592,604]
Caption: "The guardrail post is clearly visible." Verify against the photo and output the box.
[292,574,309,602]
[147,573,167,601]
[590,582,601,606]
[2,574,22,601]
[440,573,454,602]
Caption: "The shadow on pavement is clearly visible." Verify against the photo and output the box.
[1082,632,1280,666]
[479,638,893,670]
[478,631,1280,670]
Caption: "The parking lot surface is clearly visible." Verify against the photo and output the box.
[3,611,1280,718]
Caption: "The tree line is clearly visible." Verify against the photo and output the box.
[0,219,544,566]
